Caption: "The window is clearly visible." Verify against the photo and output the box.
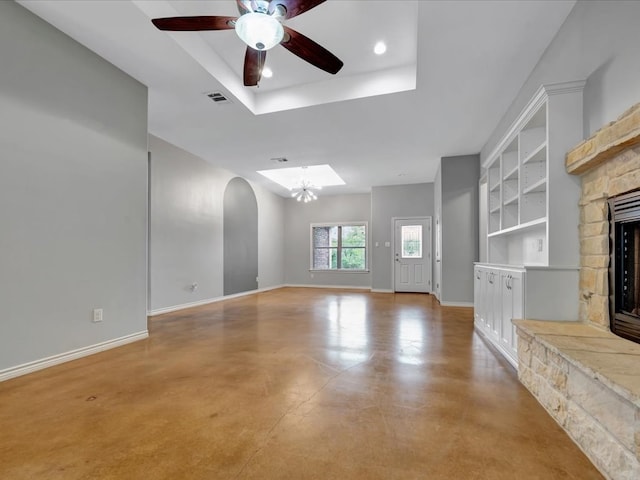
[311,223,367,271]
[401,225,422,258]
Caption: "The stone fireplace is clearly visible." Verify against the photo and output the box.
[567,103,640,331]
[513,104,640,480]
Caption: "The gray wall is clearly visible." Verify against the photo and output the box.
[482,0,640,161]
[434,169,442,300]
[224,178,258,295]
[0,1,148,371]
[149,135,284,312]
[371,184,434,291]
[440,155,480,305]
[284,194,371,287]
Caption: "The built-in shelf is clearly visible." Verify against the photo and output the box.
[487,217,546,238]
[503,166,519,181]
[490,182,500,192]
[523,178,547,194]
[503,195,519,206]
[522,142,547,165]
[479,80,585,369]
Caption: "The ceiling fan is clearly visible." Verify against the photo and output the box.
[151,0,344,87]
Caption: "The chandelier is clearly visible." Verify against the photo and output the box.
[290,179,321,203]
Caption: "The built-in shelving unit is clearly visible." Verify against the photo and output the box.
[483,80,585,267]
[475,81,586,367]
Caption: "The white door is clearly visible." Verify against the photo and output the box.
[394,217,432,293]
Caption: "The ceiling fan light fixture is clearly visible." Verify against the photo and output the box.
[235,12,284,51]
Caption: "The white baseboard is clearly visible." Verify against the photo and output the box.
[370,289,394,293]
[0,330,148,382]
[439,300,474,307]
[147,284,284,316]
[474,324,518,369]
[284,284,371,290]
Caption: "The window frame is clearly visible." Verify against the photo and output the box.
[310,222,369,272]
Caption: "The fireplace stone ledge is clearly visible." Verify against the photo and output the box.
[514,319,640,480]
[566,103,640,175]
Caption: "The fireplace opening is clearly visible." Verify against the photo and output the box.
[609,189,640,344]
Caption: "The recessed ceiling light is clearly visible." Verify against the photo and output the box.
[262,67,273,78]
[374,41,387,55]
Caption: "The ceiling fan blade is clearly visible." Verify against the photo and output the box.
[244,47,266,86]
[151,16,237,31]
[281,26,343,75]
[236,0,252,15]
[269,0,326,19]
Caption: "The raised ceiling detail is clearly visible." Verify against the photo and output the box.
[17,0,578,197]
[133,0,418,115]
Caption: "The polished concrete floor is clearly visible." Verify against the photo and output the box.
[0,288,603,479]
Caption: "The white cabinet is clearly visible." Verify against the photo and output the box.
[474,267,483,324]
[488,269,501,341]
[474,263,578,368]
[500,270,522,361]
[476,81,584,367]
[474,265,521,367]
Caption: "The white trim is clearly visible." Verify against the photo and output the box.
[147,285,284,316]
[439,300,474,307]
[391,216,433,293]
[309,269,369,274]
[474,325,518,369]
[370,288,394,293]
[0,331,148,382]
[310,221,369,271]
[284,284,371,290]
[482,80,586,168]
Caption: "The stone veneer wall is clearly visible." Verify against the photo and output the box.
[513,104,640,480]
[516,321,640,480]
[566,104,640,328]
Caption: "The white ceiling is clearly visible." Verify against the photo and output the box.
[18,0,576,197]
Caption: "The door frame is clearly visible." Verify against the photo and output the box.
[391,216,433,293]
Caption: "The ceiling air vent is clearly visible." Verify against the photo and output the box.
[271,157,288,163]
[205,92,232,104]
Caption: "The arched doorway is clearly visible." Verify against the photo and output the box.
[223,177,258,295]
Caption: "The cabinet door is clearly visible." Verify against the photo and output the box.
[474,267,487,328]
[500,271,523,353]
[489,270,501,341]
[509,272,523,356]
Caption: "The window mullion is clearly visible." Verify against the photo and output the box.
[337,226,342,269]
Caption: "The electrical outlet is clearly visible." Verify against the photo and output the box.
[92,308,103,323]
